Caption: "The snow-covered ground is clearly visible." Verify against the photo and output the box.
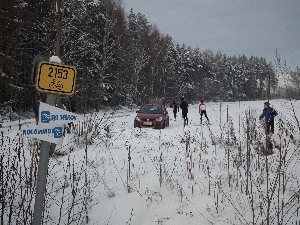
[1,99,300,225]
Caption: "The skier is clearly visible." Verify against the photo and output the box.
[180,97,188,125]
[170,100,179,121]
[199,100,209,124]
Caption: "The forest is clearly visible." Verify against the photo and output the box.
[0,0,299,116]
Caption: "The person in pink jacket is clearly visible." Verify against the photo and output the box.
[199,100,209,124]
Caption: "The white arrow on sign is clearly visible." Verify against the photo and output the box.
[38,102,85,129]
[22,126,63,145]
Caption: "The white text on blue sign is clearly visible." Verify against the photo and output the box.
[23,127,63,138]
[41,111,77,123]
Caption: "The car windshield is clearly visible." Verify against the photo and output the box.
[140,105,162,114]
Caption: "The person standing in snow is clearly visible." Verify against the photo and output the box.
[199,100,209,124]
[170,100,179,121]
[180,97,188,125]
[64,96,76,130]
[259,101,278,134]
[33,97,42,125]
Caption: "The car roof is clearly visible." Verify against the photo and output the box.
[148,97,166,100]
[148,98,166,102]
[147,99,165,105]
[144,103,163,106]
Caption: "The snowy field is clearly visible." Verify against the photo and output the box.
[1,99,300,225]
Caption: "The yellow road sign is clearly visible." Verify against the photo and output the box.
[36,61,77,95]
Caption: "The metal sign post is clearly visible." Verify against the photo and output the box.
[32,93,56,225]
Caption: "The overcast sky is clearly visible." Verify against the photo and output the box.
[123,0,300,70]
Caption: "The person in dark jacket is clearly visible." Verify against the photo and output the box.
[63,96,76,130]
[33,98,41,125]
[180,97,188,125]
[259,101,278,134]
[170,100,179,121]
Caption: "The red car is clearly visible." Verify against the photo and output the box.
[134,103,169,129]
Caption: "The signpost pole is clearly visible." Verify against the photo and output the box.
[32,93,56,225]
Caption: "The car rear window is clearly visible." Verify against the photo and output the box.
[140,105,162,114]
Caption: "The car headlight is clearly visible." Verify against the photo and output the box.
[156,117,163,121]
[135,116,141,121]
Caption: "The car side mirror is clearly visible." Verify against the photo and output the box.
[136,110,140,113]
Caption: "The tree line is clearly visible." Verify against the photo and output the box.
[1,0,298,115]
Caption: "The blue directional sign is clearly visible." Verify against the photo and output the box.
[38,102,85,129]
